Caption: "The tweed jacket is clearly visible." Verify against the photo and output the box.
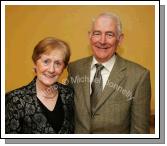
[67,54,151,134]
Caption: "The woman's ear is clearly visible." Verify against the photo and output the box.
[33,66,37,73]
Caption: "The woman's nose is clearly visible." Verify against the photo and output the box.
[48,64,55,73]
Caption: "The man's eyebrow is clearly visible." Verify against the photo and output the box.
[92,31,115,33]
[92,30,101,33]
[105,31,115,34]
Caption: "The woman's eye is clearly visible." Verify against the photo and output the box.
[55,62,60,66]
[54,61,64,68]
[55,61,62,66]
[43,60,49,65]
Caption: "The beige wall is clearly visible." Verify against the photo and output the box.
[5,5,155,114]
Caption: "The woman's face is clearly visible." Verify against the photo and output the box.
[35,49,65,87]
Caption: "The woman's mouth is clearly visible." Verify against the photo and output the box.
[44,74,56,78]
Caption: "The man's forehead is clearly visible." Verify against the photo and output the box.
[93,16,117,27]
[95,16,117,23]
[92,18,117,31]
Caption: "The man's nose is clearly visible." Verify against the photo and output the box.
[99,34,106,44]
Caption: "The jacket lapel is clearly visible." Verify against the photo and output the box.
[80,57,92,114]
[94,54,127,112]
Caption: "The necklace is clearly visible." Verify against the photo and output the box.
[36,83,58,99]
[39,88,58,99]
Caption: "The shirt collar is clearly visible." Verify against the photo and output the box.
[91,54,116,72]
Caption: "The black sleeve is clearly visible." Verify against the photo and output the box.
[5,91,24,134]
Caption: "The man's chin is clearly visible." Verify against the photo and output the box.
[95,53,108,59]
[94,56,108,63]
[94,49,110,56]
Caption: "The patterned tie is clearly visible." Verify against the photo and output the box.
[90,63,104,112]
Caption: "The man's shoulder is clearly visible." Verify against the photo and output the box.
[68,56,92,68]
[117,54,150,73]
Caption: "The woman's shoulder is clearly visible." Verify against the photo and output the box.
[5,85,28,107]
[55,82,74,103]
[56,82,74,94]
[5,78,36,102]
[6,85,27,98]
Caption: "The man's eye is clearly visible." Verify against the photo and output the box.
[106,33,115,38]
[107,33,114,37]
[93,32,101,36]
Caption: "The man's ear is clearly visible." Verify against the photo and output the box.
[88,31,92,39]
[118,33,124,45]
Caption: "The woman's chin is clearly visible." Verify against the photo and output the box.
[37,76,58,87]
[46,80,57,86]
[40,79,56,87]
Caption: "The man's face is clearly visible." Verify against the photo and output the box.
[90,16,121,63]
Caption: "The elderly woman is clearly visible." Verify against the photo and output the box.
[5,37,74,134]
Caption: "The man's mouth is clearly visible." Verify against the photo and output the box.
[96,46,108,49]
[95,43,111,50]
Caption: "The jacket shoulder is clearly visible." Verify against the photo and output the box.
[6,86,27,98]
[118,55,149,73]
[5,85,28,109]
[5,78,36,103]
[56,82,74,94]
[68,56,92,68]
[125,59,149,74]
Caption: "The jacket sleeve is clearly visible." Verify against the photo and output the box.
[68,87,75,133]
[130,70,151,133]
[67,64,74,88]
[5,92,24,134]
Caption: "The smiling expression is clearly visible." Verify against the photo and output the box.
[35,49,65,88]
[90,16,122,63]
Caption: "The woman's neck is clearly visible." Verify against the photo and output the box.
[36,79,58,99]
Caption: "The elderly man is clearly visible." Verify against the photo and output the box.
[67,13,151,134]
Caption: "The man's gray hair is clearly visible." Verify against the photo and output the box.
[91,12,122,37]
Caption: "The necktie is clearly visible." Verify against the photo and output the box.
[90,63,104,112]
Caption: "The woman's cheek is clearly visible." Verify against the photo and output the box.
[55,67,64,75]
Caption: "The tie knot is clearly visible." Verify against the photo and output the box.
[95,63,104,71]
